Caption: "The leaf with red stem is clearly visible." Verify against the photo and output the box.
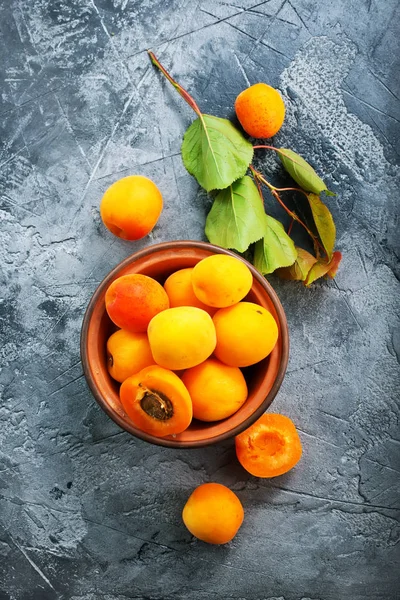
[304,251,342,286]
[276,247,318,281]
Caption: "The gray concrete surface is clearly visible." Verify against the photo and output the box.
[0,1,399,599]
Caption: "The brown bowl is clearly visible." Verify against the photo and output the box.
[80,241,289,448]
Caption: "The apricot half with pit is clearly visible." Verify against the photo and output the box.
[120,365,192,437]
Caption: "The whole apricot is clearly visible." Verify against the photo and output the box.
[191,254,253,308]
[105,274,169,333]
[182,483,244,544]
[148,306,216,370]
[163,268,216,316]
[235,83,285,138]
[120,365,192,437]
[235,414,302,477]
[213,302,278,367]
[106,329,155,383]
[100,175,163,240]
[182,358,248,421]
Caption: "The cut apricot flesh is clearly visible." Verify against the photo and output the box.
[120,366,192,437]
[235,414,302,477]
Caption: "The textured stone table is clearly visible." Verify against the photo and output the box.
[1,1,399,599]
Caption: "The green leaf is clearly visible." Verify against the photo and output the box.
[304,251,342,286]
[307,193,336,260]
[276,247,317,281]
[205,176,267,253]
[278,148,332,195]
[181,115,253,192]
[254,215,297,275]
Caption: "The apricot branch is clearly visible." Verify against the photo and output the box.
[148,51,202,117]
[250,166,324,257]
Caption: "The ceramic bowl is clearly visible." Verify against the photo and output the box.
[80,241,289,448]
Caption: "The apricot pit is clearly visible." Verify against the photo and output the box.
[120,365,192,437]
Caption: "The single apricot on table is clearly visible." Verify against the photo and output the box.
[191,254,253,308]
[235,83,285,139]
[213,302,278,367]
[182,483,244,544]
[106,329,155,383]
[182,358,248,421]
[100,175,163,240]
[148,306,216,370]
[120,365,192,437]
[105,274,169,333]
[235,413,302,478]
[163,268,216,316]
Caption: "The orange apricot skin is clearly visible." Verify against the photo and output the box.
[182,358,248,421]
[106,329,155,383]
[100,175,163,241]
[148,306,216,370]
[235,83,285,139]
[235,414,302,478]
[105,274,169,333]
[182,483,244,544]
[120,366,192,437]
[163,268,216,316]
[213,302,278,367]
[191,254,253,308]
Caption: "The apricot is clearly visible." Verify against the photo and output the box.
[105,274,169,333]
[191,254,253,308]
[148,306,216,370]
[182,483,244,544]
[182,358,248,421]
[213,302,278,367]
[235,83,285,139]
[235,413,302,477]
[120,365,192,437]
[106,329,154,383]
[163,268,216,316]
[100,175,163,240]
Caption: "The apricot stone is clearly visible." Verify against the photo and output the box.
[120,365,192,437]
[148,306,216,370]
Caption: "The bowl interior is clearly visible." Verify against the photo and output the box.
[82,243,287,447]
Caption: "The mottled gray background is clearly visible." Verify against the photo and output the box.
[0,1,399,599]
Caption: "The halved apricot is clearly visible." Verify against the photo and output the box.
[235,414,302,477]
[120,365,192,437]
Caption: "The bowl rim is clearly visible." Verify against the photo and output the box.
[80,240,289,448]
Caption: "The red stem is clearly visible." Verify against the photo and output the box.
[148,51,202,117]
[250,167,324,256]
[287,219,294,236]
